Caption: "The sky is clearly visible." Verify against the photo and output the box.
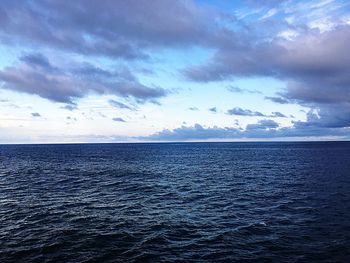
[0,0,350,143]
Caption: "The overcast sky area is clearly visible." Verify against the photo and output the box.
[1,0,350,143]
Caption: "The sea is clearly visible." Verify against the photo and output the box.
[0,142,350,262]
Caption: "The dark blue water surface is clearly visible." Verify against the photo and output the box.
[1,142,350,262]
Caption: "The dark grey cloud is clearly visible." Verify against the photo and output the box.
[20,53,55,70]
[31,112,41,117]
[109,99,134,110]
[0,0,212,59]
[185,25,350,92]
[293,106,350,129]
[0,63,80,104]
[60,104,78,111]
[74,63,136,82]
[0,53,168,105]
[227,86,245,93]
[116,84,167,104]
[227,107,265,117]
[265,96,290,104]
[209,107,217,113]
[271,112,287,118]
[246,119,279,130]
[112,117,126,123]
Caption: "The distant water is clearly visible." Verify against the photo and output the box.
[1,142,350,262]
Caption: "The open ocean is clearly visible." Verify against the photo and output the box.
[0,142,350,262]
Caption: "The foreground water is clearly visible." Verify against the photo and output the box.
[0,142,350,262]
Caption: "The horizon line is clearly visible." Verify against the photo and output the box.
[1,140,350,146]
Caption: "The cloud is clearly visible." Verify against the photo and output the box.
[143,124,241,140]
[246,0,288,8]
[73,63,135,82]
[246,119,279,130]
[265,96,291,104]
[20,53,55,70]
[139,121,281,141]
[227,86,262,94]
[209,107,217,113]
[60,104,78,111]
[226,107,287,118]
[184,19,350,130]
[189,107,199,111]
[0,53,168,105]
[271,111,287,118]
[31,112,41,117]
[185,24,350,92]
[109,99,134,110]
[227,86,246,93]
[112,117,126,122]
[293,106,350,128]
[227,107,265,117]
[0,0,212,59]
[141,120,350,141]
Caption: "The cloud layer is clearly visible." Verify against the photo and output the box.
[0,0,211,59]
[0,53,167,105]
[184,17,350,131]
[142,121,350,141]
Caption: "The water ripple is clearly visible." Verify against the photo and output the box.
[0,142,350,262]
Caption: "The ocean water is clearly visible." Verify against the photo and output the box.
[0,142,350,262]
